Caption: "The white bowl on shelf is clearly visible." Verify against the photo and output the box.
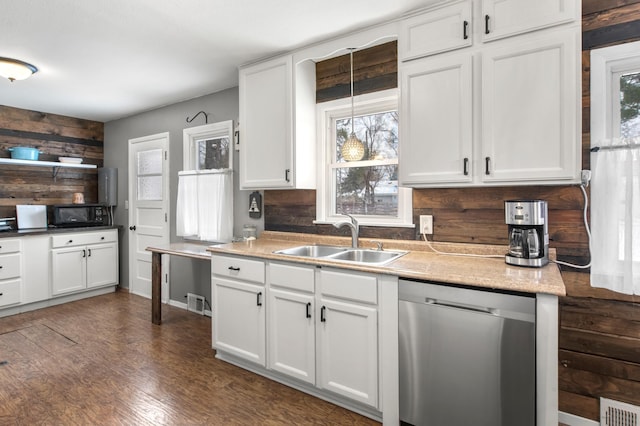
[58,157,83,164]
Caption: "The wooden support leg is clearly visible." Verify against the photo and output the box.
[152,251,162,325]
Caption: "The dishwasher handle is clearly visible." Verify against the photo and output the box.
[426,298,498,316]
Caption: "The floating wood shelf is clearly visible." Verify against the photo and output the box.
[0,158,97,179]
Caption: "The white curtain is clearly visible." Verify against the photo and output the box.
[176,170,233,242]
[591,138,640,295]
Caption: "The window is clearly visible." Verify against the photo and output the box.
[182,120,233,171]
[316,89,412,227]
[590,41,640,295]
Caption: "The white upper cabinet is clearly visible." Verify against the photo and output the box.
[398,0,580,187]
[481,29,579,183]
[400,1,472,60]
[239,55,316,190]
[481,0,578,42]
[400,53,473,185]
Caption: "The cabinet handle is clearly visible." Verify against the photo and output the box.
[87,249,92,257]
[82,249,86,258]
[485,157,491,175]
[320,306,326,322]
[306,302,312,319]
[485,15,490,34]
[228,266,240,271]
[463,157,469,176]
[463,20,469,39]
[285,169,290,182]
[256,291,263,307]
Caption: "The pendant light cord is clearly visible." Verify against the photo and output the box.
[349,48,355,136]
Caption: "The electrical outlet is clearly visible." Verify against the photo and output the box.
[419,215,433,235]
[581,169,591,186]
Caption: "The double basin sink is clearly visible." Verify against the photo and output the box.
[274,244,407,266]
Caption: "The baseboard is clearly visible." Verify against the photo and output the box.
[168,299,212,317]
[559,411,599,426]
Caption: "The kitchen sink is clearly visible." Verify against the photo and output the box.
[328,249,406,264]
[275,245,348,257]
[274,244,407,265]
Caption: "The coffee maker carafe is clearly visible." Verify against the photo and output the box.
[505,200,549,267]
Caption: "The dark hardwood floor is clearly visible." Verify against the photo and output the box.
[0,291,379,425]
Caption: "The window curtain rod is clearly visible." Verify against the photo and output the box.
[591,142,640,152]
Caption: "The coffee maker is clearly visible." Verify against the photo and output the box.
[505,200,549,267]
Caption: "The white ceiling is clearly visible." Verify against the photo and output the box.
[1,0,437,123]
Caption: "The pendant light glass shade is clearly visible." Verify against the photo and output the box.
[341,48,365,162]
[0,57,38,82]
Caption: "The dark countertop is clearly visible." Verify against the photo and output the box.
[0,225,121,238]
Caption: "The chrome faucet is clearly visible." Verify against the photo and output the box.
[334,214,359,248]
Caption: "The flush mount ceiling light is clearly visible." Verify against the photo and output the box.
[0,57,38,82]
[341,48,365,162]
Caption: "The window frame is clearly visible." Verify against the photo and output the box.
[315,88,413,227]
[182,120,234,172]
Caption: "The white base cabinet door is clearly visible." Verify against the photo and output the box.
[267,288,315,384]
[213,276,266,366]
[317,298,378,408]
[86,243,118,288]
[51,246,87,296]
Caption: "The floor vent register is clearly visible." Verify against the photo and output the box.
[187,293,205,315]
[602,397,640,426]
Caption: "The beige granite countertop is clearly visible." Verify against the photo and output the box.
[206,231,566,296]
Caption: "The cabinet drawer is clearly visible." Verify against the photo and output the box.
[51,230,117,248]
[212,255,265,284]
[0,253,21,280]
[0,279,21,307]
[269,262,314,293]
[320,269,377,305]
[0,239,21,254]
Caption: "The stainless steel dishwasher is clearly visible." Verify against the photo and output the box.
[399,279,536,426]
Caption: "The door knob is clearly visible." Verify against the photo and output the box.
[129,225,136,231]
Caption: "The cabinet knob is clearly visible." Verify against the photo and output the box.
[0,265,3,269]
[68,239,73,244]
[0,293,3,296]
[101,236,105,240]
[129,226,136,231]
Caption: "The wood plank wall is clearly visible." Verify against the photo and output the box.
[265,6,640,421]
[0,105,104,220]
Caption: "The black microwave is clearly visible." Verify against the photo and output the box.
[51,204,107,227]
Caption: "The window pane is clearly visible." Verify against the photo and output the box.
[137,148,162,175]
[620,72,640,138]
[197,136,230,170]
[336,111,398,163]
[137,176,162,201]
[334,165,399,216]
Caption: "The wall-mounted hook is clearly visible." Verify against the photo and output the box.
[186,111,209,124]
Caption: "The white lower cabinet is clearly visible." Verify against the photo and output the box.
[51,230,118,296]
[0,239,22,308]
[317,268,379,408]
[211,254,266,366]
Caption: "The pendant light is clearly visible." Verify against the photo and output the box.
[0,57,38,82]
[341,48,365,162]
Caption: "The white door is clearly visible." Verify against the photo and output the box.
[268,288,315,384]
[400,53,473,186]
[481,29,579,183]
[86,242,118,288]
[317,298,378,408]
[212,276,266,366]
[128,133,170,299]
